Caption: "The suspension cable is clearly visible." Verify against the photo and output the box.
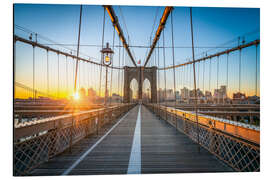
[226,53,229,99]
[121,46,125,103]
[46,50,49,96]
[72,57,75,93]
[32,45,35,100]
[197,62,200,93]
[184,65,186,89]
[162,30,167,107]
[171,11,177,125]
[74,5,83,93]
[239,49,242,93]
[203,59,205,95]
[157,40,160,107]
[118,37,121,100]
[189,7,200,152]
[190,63,192,92]
[209,58,212,94]
[14,41,16,95]
[87,60,90,90]
[217,56,219,89]
[110,28,116,105]
[99,7,106,98]
[57,53,60,99]
[66,56,68,98]
[255,44,258,96]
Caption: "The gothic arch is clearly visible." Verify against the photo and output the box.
[123,66,157,103]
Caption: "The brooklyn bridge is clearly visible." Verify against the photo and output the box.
[14,5,260,175]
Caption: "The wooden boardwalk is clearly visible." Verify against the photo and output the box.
[30,105,233,176]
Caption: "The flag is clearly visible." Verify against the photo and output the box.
[138,59,141,64]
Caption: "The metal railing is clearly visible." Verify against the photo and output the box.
[145,103,260,172]
[14,104,136,176]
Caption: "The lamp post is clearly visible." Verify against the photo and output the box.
[101,42,114,106]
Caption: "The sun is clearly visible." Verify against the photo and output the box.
[74,92,80,100]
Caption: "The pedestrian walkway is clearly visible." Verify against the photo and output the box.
[30,105,233,176]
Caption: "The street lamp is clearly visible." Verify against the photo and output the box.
[101,42,114,106]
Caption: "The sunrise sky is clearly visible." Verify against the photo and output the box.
[14,4,260,99]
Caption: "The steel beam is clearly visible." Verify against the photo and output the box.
[144,7,173,67]
[104,5,137,67]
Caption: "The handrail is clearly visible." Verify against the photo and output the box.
[148,104,259,144]
[14,104,130,140]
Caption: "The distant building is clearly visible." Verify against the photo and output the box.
[87,88,96,102]
[189,89,203,98]
[247,95,260,104]
[166,89,174,100]
[205,91,212,99]
[181,87,189,100]
[157,88,164,101]
[175,91,180,100]
[213,85,227,103]
[111,93,121,102]
[233,92,246,100]
[79,88,86,99]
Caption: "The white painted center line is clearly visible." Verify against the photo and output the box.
[127,105,141,174]
[62,108,132,175]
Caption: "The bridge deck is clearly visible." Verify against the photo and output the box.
[30,105,233,175]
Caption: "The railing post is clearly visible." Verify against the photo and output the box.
[69,112,74,153]
[95,111,100,136]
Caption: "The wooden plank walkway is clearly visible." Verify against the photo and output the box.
[30,105,233,176]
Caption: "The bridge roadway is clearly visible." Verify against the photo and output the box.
[30,104,233,175]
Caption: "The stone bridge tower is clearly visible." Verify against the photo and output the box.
[123,66,157,103]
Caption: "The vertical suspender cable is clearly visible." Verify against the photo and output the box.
[217,56,219,103]
[118,38,121,101]
[239,49,242,93]
[162,30,167,108]
[72,57,75,91]
[57,53,60,99]
[110,28,116,105]
[190,63,192,91]
[154,47,157,67]
[170,11,177,127]
[88,61,90,90]
[189,7,200,152]
[14,41,16,97]
[74,5,83,94]
[197,62,200,93]
[209,58,211,94]
[157,41,160,108]
[183,64,185,88]
[33,45,35,100]
[122,44,125,102]
[83,62,85,89]
[226,53,229,102]
[85,62,87,90]
[47,50,49,96]
[255,45,258,96]
[66,56,68,98]
[78,61,80,90]
[203,60,205,96]
[71,4,82,153]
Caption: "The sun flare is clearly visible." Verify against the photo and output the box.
[74,92,80,100]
